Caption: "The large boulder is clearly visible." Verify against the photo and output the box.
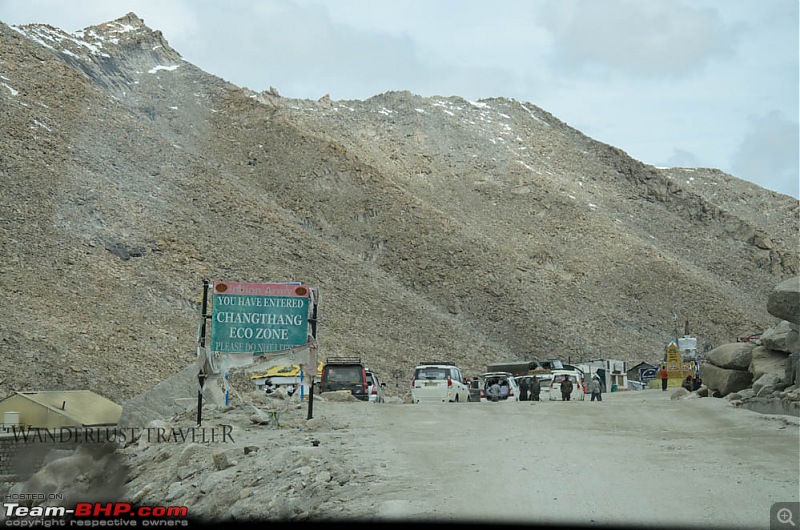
[706,342,755,371]
[760,320,800,353]
[749,346,792,382]
[699,363,752,396]
[767,276,800,324]
[752,374,783,397]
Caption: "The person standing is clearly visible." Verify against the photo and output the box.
[561,375,574,401]
[529,377,541,401]
[518,377,529,401]
[488,381,501,402]
[660,366,669,391]
[589,378,602,402]
[499,383,509,400]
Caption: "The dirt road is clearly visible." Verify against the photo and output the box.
[311,389,799,528]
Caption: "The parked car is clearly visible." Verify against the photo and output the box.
[479,371,520,402]
[548,371,586,401]
[319,356,369,401]
[365,369,386,403]
[411,361,469,403]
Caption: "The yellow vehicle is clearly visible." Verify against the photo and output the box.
[251,362,323,389]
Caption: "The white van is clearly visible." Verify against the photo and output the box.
[411,361,469,403]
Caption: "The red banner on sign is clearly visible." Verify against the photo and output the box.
[213,281,309,298]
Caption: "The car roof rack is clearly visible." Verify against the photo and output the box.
[325,356,363,365]
[417,360,455,366]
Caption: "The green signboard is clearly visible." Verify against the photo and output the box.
[209,281,310,354]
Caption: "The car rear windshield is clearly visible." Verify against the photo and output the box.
[415,367,450,380]
[553,375,577,383]
[324,366,363,383]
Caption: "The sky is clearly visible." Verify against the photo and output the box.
[1,0,798,198]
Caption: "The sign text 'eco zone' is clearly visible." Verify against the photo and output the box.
[209,282,310,354]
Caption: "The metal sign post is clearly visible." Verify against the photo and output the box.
[197,280,210,426]
[307,289,318,420]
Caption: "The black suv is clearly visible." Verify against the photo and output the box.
[319,356,369,401]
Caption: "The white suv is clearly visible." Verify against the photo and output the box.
[411,361,469,403]
[365,369,386,403]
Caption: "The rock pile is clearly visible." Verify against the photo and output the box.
[699,276,800,416]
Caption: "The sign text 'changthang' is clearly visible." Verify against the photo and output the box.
[209,281,310,354]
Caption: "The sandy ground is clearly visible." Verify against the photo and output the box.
[6,388,798,529]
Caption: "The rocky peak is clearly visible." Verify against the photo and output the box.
[9,11,182,96]
[77,11,178,55]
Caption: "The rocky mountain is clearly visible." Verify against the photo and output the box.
[1,12,797,403]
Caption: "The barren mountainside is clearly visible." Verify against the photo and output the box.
[1,13,797,403]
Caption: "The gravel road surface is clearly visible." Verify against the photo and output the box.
[308,389,799,528]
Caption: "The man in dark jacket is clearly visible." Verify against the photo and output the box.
[518,377,529,401]
[529,377,541,401]
[561,375,574,401]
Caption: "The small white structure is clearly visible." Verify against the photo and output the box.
[677,335,699,361]
[575,359,628,393]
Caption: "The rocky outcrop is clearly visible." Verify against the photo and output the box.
[749,346,792,381]
[767,277,800,325]
[706,276,800,417]
[699,363,752,396]
[706,342,754,371]
[760,320,800,353]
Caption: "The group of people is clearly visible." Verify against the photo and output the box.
[682,375,703,392]
[558,375,602,402]
[486,380,510,401]
[486,374,604,402]
[659,367,702,392]
[263,378,296,396]
[518,376,542,401]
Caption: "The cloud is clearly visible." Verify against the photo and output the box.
[538,0,739,77]
[173,0,520,99]
[148,1,416,95]
[730,111,800,198]
[664,149,703,169]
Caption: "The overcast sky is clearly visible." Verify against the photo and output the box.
[2,0,797,198]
